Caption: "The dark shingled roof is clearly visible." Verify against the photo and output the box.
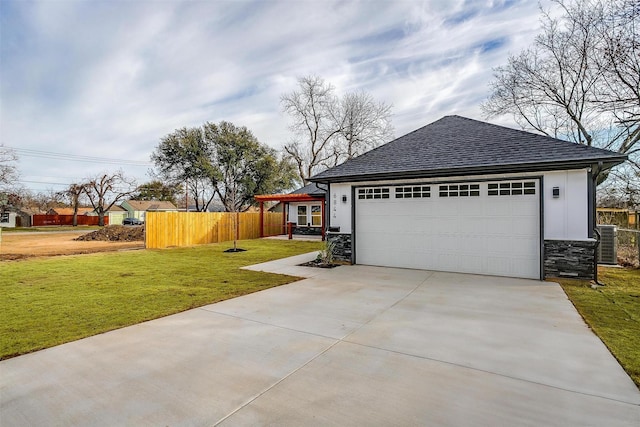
[310,116,627,183]
[290,182,326,196]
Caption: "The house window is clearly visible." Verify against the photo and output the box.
[297,205,307,225]
[358,187,390,200]
[296,205,322,227]
[311,205,322,226]
[488,181,536,196]
[439,184,480,197]
[395,186,430,199]
[0,212,9,223]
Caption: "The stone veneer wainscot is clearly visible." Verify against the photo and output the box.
[327,233,352,263]
[544,239,597,280]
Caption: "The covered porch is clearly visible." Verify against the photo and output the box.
[255,192,326,241]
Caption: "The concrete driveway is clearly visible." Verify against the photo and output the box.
[1,253,639,426]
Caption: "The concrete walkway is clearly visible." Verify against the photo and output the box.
[1,253,639,426]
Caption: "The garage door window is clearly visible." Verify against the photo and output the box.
[488,181,536,196]
[358,188,390,200]
[395,186,430,199]
[439,184,480,197]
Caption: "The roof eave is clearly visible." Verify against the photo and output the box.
[309,157,627,184]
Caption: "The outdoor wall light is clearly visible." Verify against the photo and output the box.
[552,186,560,198]
[342,195,348,203]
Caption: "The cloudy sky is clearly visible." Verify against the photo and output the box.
[1,0,554,193]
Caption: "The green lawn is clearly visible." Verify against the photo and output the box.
[0,239,321,359]
[557,267,640,388]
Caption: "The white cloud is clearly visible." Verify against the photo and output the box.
[0,0,553,192]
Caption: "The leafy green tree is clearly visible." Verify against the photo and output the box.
[151,127,218,212]
[203,121,296,212]
[134,180,181,205]
[153,122,296,213]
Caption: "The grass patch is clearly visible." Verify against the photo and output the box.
[556,267,640,388]
[0,239,321,359]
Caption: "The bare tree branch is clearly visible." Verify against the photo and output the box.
[281,75,393,184]
[0,145,19,191]
[482,0,639,196]
[83,171,137,226]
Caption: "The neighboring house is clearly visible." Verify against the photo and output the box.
[104,205,127,226]
[0,211,16,228]
[45,206,125,225]
[120,200,178,222]
[47,207,94,216]
[309,115,627,280]
[18,206,43,227]
[1,206,41,227]
[256,183,327,237]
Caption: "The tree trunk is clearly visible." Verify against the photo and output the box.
[233,211,238,250]
[72,193,79,227]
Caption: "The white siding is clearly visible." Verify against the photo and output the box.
[0,212,17,228]
[543,170,589,240]
[329,183,352,233]
[327,169,591,241]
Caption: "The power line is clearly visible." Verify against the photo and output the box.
[7,146,153,167]
[21,180,70,186]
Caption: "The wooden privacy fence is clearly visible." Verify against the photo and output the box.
[146,211,284,249]
[32,214,108,227]
[597,208,638,229]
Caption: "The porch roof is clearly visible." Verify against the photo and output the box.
[254,193,324,202]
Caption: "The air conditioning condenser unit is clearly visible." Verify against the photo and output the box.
[597,225,617,265]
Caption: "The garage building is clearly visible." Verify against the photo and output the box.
[310,116,627,280]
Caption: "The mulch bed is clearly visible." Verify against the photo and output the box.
[299,259,340,268]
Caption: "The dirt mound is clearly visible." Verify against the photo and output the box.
[75,225,144,242]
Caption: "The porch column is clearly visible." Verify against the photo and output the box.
[259,201,264,238]
[282,202,287,235]
[321,199,326,241]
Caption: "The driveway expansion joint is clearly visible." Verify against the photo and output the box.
[197,306,346,341]
[339,339,640,407]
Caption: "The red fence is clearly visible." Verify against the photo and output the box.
[32,215,108,226]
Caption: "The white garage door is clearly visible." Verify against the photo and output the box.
[355,180,541,279]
